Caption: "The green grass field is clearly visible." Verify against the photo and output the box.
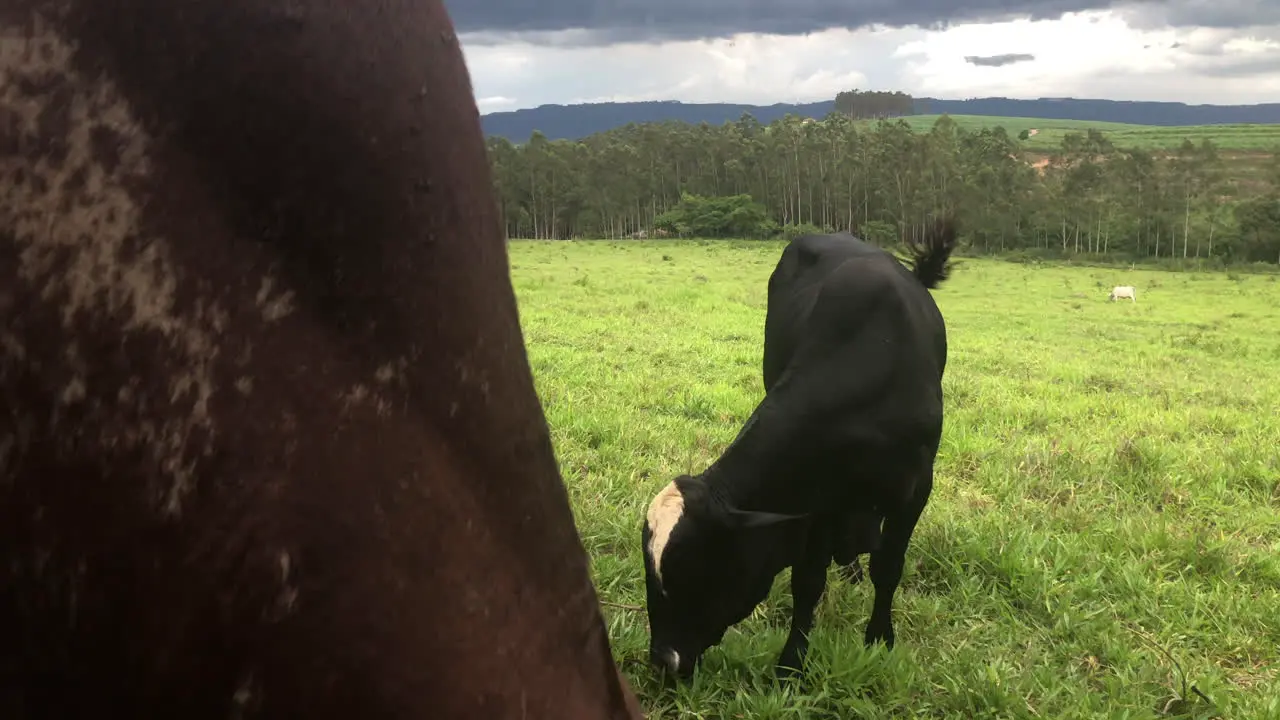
[508,239,1280,719]
[888,114,1280,152]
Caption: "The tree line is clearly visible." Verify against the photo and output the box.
[485,112,1280,264]
[833,90,916,119]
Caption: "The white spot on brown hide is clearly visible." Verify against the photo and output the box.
[116,377,139,403]
[60,376,85,404]
[339,358,405,418]
[229,669,260,720]
[453,357,492,407]
[374,356,408,385]
[273,550,298,617]
[0,332,25,361]
[254,275,295,322]
[646,481,685,585]
[1,16,224,517]
[341,383,369,408]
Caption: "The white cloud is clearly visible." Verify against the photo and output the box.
[894,11,1183,97]
[458,10,1280,112]
[461,27,913,108]
[476,96,519,112]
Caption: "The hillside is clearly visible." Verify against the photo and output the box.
[479,97,1280,142]
[883,115,1280,151]
[879,115,1278,191]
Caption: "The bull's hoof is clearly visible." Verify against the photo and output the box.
[863,625,895,650]
[775,642,808,682]
[774,661,804,683]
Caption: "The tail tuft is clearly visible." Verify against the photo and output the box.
[899,216,958,289]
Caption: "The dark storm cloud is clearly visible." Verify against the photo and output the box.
[447,0,1131,44]
[965,53,1036,66]
[1117,0,1280,29]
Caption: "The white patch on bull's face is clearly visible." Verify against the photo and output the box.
[645,481,685,584]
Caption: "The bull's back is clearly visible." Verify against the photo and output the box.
[764,234,881,388]
[765,233,945,389]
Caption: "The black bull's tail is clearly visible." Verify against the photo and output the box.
[899,217,958,290]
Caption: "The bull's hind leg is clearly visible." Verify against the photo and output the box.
[831,509,881,584]
[864,461,934,649]
[775,520,833,680]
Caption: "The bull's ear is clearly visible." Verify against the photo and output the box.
[725,508,808,529]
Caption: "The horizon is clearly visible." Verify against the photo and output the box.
[477,94,1280,117]
[449,4,1280,115]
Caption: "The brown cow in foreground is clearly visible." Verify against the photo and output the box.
[0,0,643,717]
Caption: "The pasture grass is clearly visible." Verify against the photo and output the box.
[508,240,1280,719]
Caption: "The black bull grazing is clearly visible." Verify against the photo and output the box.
[642,223,956,679]
[0,0,645,717]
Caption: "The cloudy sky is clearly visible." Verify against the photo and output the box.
[444,0,1280,114]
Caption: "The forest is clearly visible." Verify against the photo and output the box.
[478,96,1280,141]
[484,112,1280,264]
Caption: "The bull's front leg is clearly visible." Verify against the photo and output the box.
[775,520,832,679]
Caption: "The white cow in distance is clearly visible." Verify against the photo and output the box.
[1108,285,1137,302]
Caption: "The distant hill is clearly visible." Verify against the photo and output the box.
[480,97,1280,142]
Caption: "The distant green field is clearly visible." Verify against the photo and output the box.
[510,240,1280,719]
[883,114,1280,152]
